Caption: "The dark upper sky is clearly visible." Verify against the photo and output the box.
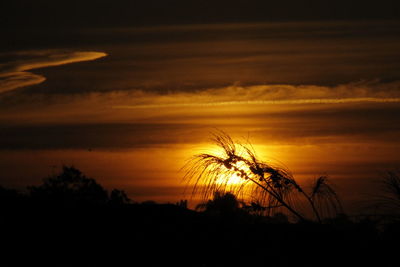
[2,0,400,29]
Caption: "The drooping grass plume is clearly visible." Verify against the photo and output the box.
[371,171,400,215]
[183,131,343,222]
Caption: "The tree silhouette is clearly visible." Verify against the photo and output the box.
[183,131,342,222]
[109,189,131,205]
[196,191,243,214]
[0,186,25,208]
[29,166,109,207]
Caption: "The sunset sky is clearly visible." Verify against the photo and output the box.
[1,1,400,212]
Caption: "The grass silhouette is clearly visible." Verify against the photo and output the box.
[183,130,342,222]
[372,171,400,215]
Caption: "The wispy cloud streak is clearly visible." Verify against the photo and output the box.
[111,81,400,109]
[0,51,107,94]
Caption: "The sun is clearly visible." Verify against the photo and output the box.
[215,171,246,185]
[197,144,255,187]
[214,160,251,186]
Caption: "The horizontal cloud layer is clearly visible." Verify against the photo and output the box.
[111,80,400,109]
[1,80,400,150]
[0,50,106,94]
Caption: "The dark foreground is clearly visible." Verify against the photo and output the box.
[2,203,399,267]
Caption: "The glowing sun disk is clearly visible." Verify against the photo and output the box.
[214,161,250,186]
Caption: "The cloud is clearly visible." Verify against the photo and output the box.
[111,80,400,109]
[0,50,107,94]
[0,72,45,93]
[1,80,400,150]
[1,79,400,125]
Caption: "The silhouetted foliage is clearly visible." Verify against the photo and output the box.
[0,186,25,208]
[184,131,343,222]
[109,189,131,205]
[196,191,243,214]
[141,200,157,205]
[29,165,109,207]
[0,164,397,267]
[176,199,188,208]
[0,186,18,201]
[270,212,289,223]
